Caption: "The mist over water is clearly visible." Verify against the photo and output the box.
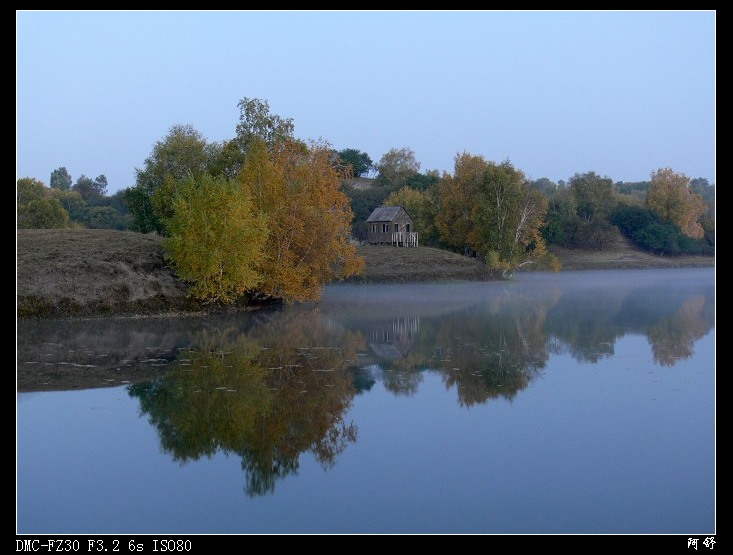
[17,268,715,533]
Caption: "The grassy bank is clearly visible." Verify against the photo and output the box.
[547,232,715,271]
[16,228,713,318]
[347,244,493,283]
[17,229,200,318]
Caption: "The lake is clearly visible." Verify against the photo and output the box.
[16,268,715,534]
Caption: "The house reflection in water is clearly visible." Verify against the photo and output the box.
[368,316,420,359]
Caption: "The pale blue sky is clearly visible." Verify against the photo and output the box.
[17,10,715,193]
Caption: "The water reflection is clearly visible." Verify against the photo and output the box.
[348,289,553,405]
[17,269,714,496]
[647,296,712,366]
[128,309,362,496]
[541,274,714,366]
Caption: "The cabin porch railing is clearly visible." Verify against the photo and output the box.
[391,231,419,247]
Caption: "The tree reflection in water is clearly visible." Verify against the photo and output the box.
[115,271,714,495]
[129,307,364,496]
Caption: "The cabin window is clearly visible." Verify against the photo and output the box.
[406,223,410,232]
[382,223,388,233]
[394,223,399,232]
[372,224,376,233]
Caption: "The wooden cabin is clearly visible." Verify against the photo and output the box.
[366,205,418,247]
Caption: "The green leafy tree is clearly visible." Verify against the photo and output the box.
[124,186,159,233]
[405,170,441,192]
[164,174,268,303]
[92,175,109,198]
[541,187,580,247]
[569,171,615,223]
[376,147,420,187]
[236,97,295,154]
[105,190,131,215]
[17,178,69,229]
[127,124,211,233]
[689,177,715,246]
[611,203,712,256]
[343,182,396,240]
[615,180,650,205]
[50,167,72,191]
[610,204,658,237]
[70,174,107,202]
[436,154,556,273]
[384,186,439,245]
[206,139,246,181]
[689,177,715,203]
[633,222,680,255]
[477,161,553,274]
[587,219,617,250]
[338,148,373,177]
[50,189,86,221]
[71,175,98,201]
[83,206,128,230]
[530,177,558,196]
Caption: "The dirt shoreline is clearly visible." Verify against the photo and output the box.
[17,228,714,319]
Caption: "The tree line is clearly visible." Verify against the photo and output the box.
[344,150,715,260]
[17,97,715,303]
[17,170,131,230]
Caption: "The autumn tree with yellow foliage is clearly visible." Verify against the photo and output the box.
[435,153,487,254]
[239,138,364,303]
[646,167,707,239]
[158,98,364,305]
[436,153,558,275]
[164,175,268,303]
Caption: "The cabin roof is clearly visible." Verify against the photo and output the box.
[367,206,405,223]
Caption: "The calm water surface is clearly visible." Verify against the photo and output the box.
[16,269,715,534]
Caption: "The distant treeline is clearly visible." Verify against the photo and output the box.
[19,158,715,260]
[17,171,131,231]
[343,152,715,257]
